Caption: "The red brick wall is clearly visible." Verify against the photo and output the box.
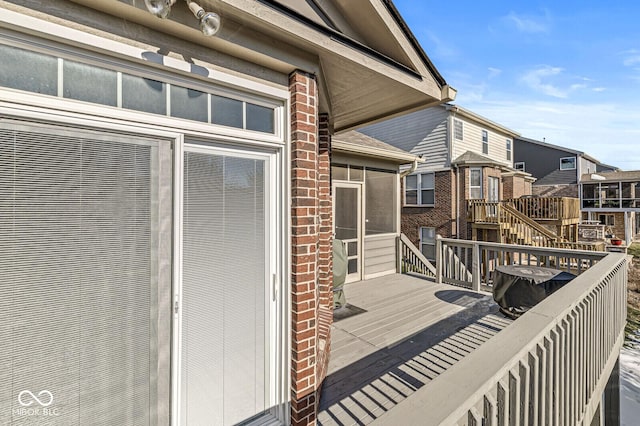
[289,70,332,425]
[402,169,456,245]
[503,174,533,199]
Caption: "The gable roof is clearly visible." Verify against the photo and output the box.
[581,170,640,183]
[332,130,419,164]
[444,104,519,137]
[516,136,600,164]
[535,169,577,186]
[76,0,455,132]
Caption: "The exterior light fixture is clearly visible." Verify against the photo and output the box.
[187,1,221,36]
[144,0,176,19]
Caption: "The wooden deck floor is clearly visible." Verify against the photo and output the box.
[318,274,512,425]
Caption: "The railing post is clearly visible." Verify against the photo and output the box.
[396,236,402,273]
[436,235,443,284]
[472,241,481,292]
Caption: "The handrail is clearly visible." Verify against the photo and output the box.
[506,196,581,221]
[500,203,560,243]
[436,237,607,290]
[397,233,436,278]
[380,251,628,425]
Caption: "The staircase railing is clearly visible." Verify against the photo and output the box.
[499,203,559,246]
[396,233,436,278]
[506,196,581,221]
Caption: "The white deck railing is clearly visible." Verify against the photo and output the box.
[379,248,628,425]
[435,237,608,291]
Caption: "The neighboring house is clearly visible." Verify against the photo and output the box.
[514,136,610,198]
[581,171,640,244]
[360,104,532,256]
[0,1,454,424]
[332,131,421,282]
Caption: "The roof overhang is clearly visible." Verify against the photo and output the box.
[66,0,453,132]
[332,139,422,165]
[445,104,519,138]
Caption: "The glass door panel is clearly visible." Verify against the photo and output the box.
[334,184,362,283]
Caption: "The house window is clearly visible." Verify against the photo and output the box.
[514,162,525,171]
[506,139,512,161]
[454,119,463,140]
[469,168,483,199]
[420,227,436,261]
[599,214,615,227]
[482,130,488,154]
[405,173,435,206]
[0,43,279,134]
[560,157,576,170]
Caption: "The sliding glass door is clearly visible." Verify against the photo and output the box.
[178,143,278,425]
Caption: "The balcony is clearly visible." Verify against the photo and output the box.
[468,198,599,248]
[319,239,627,425]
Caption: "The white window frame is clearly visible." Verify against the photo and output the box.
[560,156,577,170]
[419,227,436,261]
[482,130,489,154]
[404,172,435,206]
[469,167,483,199]
[454,119,463,140]
[506,139,512,161]
[514,162,525,171]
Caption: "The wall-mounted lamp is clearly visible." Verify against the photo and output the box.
[143,0,221,37]
[187,1,221,36]
[144,0,176,19]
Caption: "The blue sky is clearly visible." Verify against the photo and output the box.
[393,1,640,169]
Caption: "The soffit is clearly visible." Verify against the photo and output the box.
[67,0,451,131]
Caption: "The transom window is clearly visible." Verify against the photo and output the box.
[469,168,483,199]
[482,130,488,154]
[560,157,577,170]
[0,43,278,134]
[454,119,463,140]
[405,172,435,206]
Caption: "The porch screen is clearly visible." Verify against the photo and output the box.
[0,121,171,424]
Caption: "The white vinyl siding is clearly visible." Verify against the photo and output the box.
[363,235,397,279]
[359,107,449,170]
[451,116,512,167]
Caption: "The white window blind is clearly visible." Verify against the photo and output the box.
[181,149,269,425]
[0,121,171,424]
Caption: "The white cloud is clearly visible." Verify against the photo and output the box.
[593,87,606,92]
[426,31,458,59]
[503,11,549,33]
[521,66,568,98]
[622,49,640,66]
[488,67,502,79]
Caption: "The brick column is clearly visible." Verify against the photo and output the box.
[289,70,332,425]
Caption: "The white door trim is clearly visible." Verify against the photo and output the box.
[333,181,363,283]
